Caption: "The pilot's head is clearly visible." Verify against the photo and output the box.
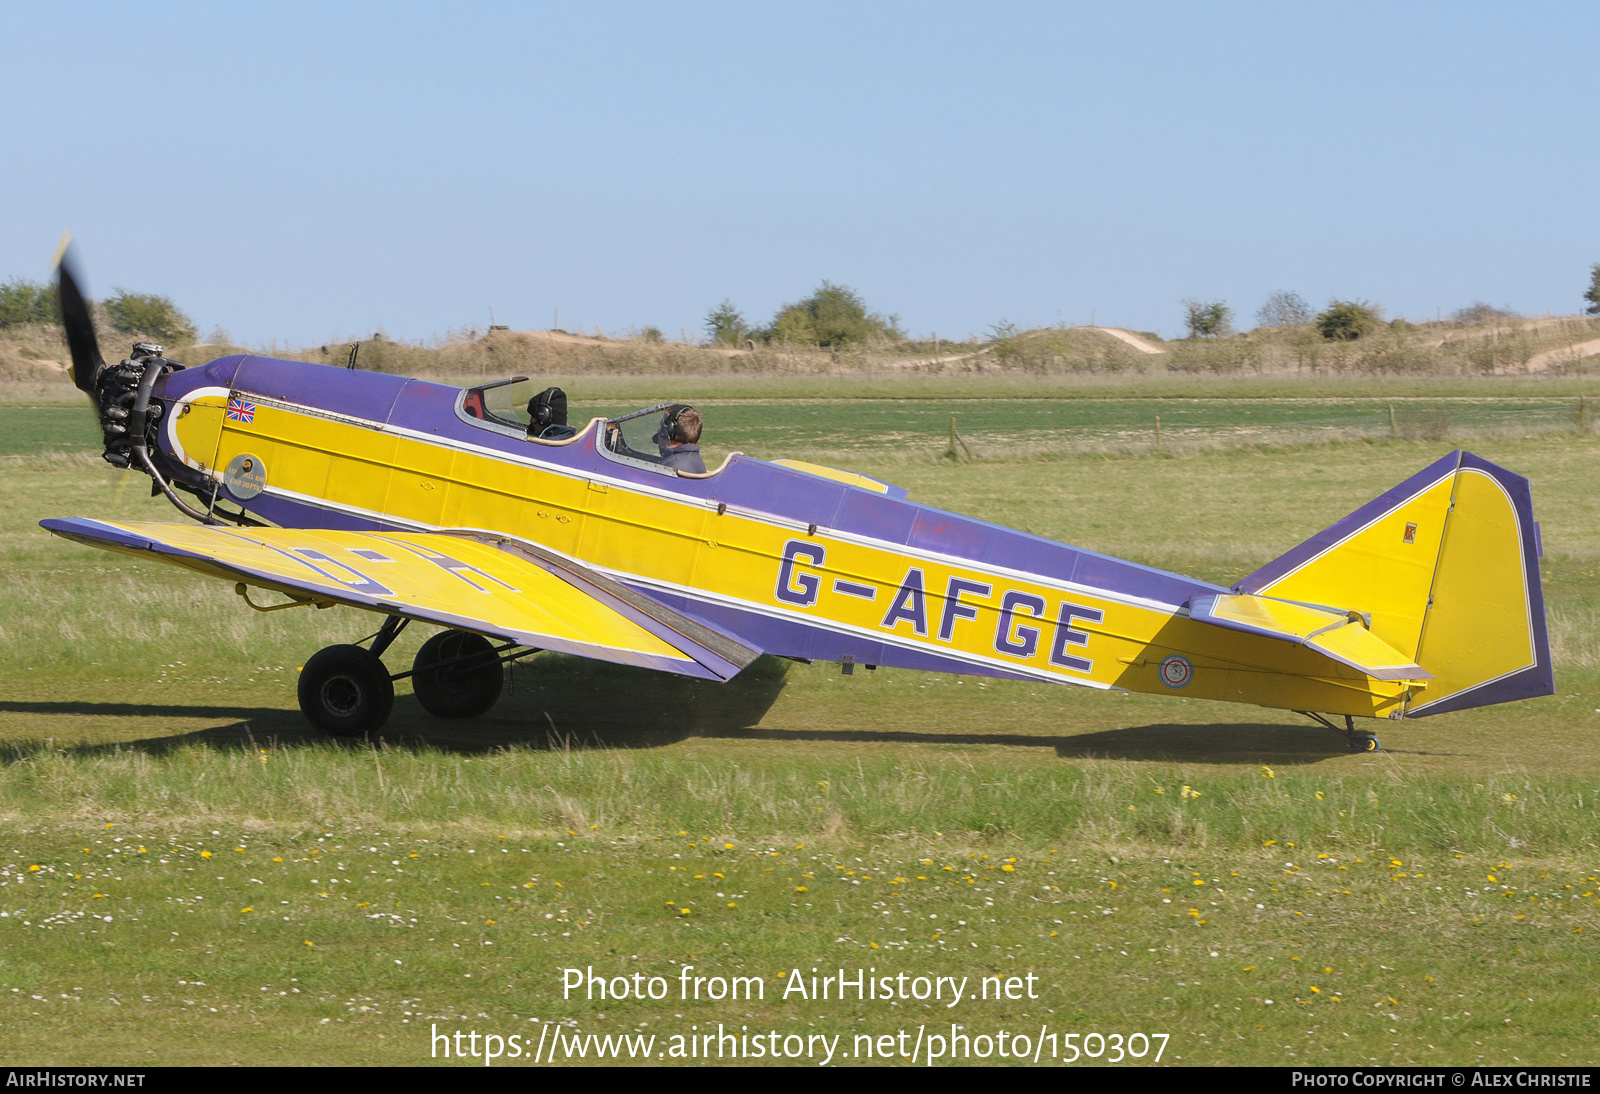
[653,405,702,446]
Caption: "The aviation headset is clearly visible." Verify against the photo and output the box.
[655,404,696,445]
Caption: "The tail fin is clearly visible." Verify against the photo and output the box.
[1237,451,1552,717]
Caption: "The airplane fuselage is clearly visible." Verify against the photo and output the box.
[145,355,1419,718]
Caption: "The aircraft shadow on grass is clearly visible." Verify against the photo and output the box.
[0,655,1401,764]
[0,656,793,757]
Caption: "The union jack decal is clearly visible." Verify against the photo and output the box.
[226,397,256,424]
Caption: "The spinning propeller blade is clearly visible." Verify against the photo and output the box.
[53,232,105,397]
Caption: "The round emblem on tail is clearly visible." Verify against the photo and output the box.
[1159,655,1193,689]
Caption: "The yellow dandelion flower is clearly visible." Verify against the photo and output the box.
[679,908,691,915]
[1002,864,1015,872]
[241,907,254,913]
[1261,766,1275,778]
[272,857,282,863]
[303,940,314,947]
[795,886,807,893]
[200,851,212,859]
[724,843,734,850]
[27,865,40,873]
[485,919,496,925]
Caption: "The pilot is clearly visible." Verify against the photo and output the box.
[653,405,706,474]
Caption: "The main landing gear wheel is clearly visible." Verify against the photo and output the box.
[1354,733,1381,753]
[298,644,395,737]
[412,631,503,718]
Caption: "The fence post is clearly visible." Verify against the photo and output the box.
[1389,404,1397,438]
[1580,395,1587,434]
[1155,414,1162,455]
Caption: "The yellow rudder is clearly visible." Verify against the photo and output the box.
[1237,451,1552,718]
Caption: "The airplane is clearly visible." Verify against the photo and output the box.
[40,255,1552,752]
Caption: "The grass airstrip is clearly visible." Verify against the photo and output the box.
[0,377,1596,1066]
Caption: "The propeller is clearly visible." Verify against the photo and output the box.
[52,231,105,398]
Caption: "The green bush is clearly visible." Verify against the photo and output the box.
[102,289,196,343]
[1316,299,1380,342]
[1182,299,1231,338]
[761,282,901,347]
[1584,263,1600,316]
[703,301,748,346]
[0,278,59,329]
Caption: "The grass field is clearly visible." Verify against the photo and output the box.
[0,381,1596,1066]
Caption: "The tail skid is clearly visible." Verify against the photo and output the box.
[1237,451,1552,718]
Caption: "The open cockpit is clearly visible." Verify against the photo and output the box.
[456,377,708,476]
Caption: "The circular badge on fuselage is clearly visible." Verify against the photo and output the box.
[1159,655,1193,689]
[223,453,267,500]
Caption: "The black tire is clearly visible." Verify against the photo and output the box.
[298,644,395,737]
[412,631,503,718]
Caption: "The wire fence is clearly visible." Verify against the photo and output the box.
[749,397,1600,464]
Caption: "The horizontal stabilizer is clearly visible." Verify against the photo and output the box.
[1190,593,1432,683]
[41,518,760,682]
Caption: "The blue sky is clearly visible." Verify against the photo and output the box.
[2,2,1596,345]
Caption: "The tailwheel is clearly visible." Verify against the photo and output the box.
[1296,710,1383,753]
[411,630,503,718]
[298,644,395,737]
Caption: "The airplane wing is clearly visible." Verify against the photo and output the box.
[41,518,760,682]
[1189,593,1432,683]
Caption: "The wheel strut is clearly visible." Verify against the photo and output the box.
[369,615,409,658]
[1295,711,1381,752]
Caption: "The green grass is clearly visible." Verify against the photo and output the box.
[0,400,1597,1065]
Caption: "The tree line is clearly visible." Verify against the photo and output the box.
[1187,263,1600,343]
[0,277,196,343]
[704,282,902,348]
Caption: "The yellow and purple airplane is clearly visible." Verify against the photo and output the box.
[43,259,1552,750]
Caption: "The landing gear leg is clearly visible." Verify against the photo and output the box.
[369,615,408,658]
[1296,711,1381,752]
